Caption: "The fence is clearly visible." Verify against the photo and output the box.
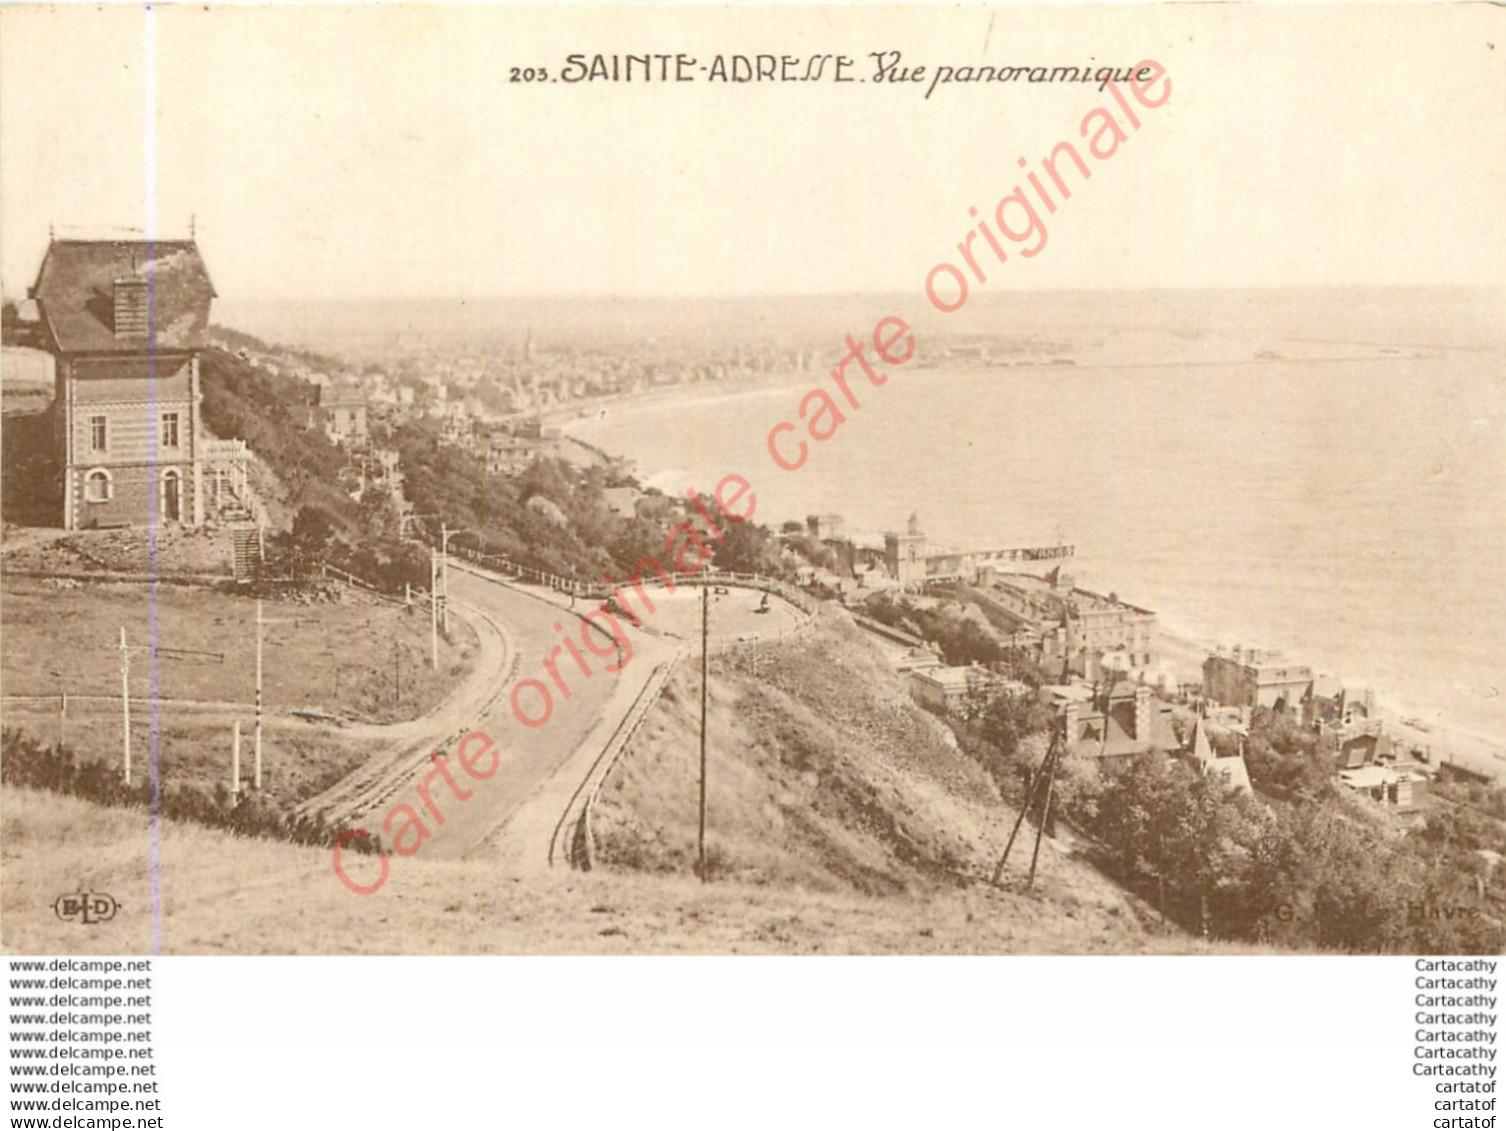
[558,650,684,871]
[318,562,429,609]
[446,544,818,613]
[1,568,226,587]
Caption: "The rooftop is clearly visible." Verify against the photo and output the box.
[317,384,367,408]
[1339,765,1400,790]
[31,239,215,355]
[912,665,985,693]
[1066,698,1178,760]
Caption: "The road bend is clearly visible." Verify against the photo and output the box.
[302,564,664,864]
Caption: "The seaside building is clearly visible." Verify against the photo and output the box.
[1337,757,1428,817]
[29,236,253,530]
[906,661,1009,716]
[1060,679,1179,765]
[806,511,1150,680]
[486,434,538,476]
[1338,726,1396,770]
[978,566,1157,679]
[1184,715,1253,793]
[883,512,929,587]
[1202,646,1313,718]
[1304,676,1376,731]
[876,512,1075,590]
[308,383,368,446]
[806,513,846,541]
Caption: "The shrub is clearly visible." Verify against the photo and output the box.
[0,727,376,855]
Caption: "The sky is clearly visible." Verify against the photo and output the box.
[1,4,1503,300]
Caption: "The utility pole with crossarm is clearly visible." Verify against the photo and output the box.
[254,600,310,790]
[117,628,224,787]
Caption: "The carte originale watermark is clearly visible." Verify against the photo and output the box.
[333,59,1173,896]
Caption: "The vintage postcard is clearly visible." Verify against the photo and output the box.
[2,3,1503,962]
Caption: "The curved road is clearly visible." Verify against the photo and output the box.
[303,564,803,881]
[302,565,678,866]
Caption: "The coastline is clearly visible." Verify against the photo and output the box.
[559,374,1506,787]
[540,365,810,432]
[1156,621,1506,783]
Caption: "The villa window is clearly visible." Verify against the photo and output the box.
[85,468,112,503]
[161,412,180,449]
[89,415,107,452]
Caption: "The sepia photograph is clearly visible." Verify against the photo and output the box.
[1,3,1503,961]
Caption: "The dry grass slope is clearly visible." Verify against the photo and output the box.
[1,786,1279,954]
[590,607,1196,947]
[1,577,478,807]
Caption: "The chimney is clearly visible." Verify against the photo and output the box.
[1134,684,1152,741]
[112,277,149,338]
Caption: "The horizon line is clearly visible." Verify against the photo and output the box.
[201,282,1505,305]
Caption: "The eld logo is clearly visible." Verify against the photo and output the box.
[54,891,118,926]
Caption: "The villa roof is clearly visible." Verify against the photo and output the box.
[1190,716,1215,764]
[1185,715,1252,790]
[31,239,215,355]
[1067,700,1177,760]
[1339,765,1398,790]
[1207,754,1253,793]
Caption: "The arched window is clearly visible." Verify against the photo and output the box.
[85,468,112,503]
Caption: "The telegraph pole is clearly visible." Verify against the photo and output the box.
[231,720,242,798]
[698,585,709,881]
[991,719,1064,890]
[1027,742,1059,889]
[255,601,264,790]
[253,601,297,791]
[440,522,450,633]
[117,627,221,788]
[119,628,132,786]
[438,524,470,636]
[429,548,439,669]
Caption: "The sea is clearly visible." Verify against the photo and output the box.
[220,288,1506,747]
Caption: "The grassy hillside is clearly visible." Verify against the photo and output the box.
[2,786,1275,955]
[591,607,1159,929]
[198,346,362,531]
[1,576,473,725]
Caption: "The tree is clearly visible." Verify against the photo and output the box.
[713,517,780,576]
[291,505,337,554]
[979,690,1051,762]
